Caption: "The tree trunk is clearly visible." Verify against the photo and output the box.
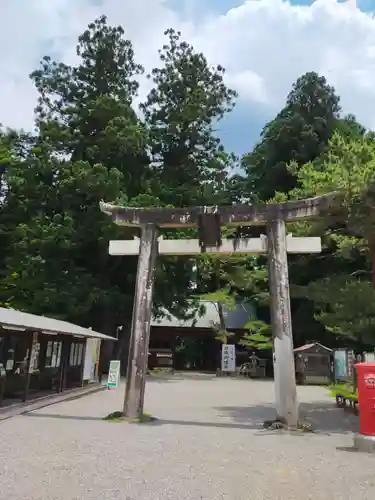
[217,302,226,334]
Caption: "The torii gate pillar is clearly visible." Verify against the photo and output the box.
[267,218,297,426]
[123,224,158,418]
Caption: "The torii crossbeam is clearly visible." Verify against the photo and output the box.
[99,195,333,427]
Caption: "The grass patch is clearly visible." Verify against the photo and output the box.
[328,382,358,400]
[103,410,156,423]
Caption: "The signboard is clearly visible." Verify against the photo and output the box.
[107,360,121,389]
[221,344,236,372]
[83,338,101,382]
[334,349,348,380]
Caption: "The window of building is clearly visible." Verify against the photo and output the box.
[5,336,17,372]
[69,343,75,366]
[78,343,84,365]
[69,342,84,367]
[45,340,62,368]
[13,336,30,375]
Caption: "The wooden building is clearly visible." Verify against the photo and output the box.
[0,307,114,408]
[294,342,333,385]
[150,300,257,371]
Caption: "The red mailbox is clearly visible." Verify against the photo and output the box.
[355,362,375,436]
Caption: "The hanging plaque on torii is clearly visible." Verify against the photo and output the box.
[100,194,332,427]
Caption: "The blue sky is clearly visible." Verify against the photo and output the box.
[1,0,375,159]
[166,0,375,156]
[168,0,375,14]
[164,0,272,155]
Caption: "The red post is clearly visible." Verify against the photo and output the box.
[355,363,375,437]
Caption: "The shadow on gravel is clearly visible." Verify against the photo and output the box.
[147,372,218,383]
[148,418,264,431]
[145,376,177,383]
[216,401,359,435]
[336,446,360,453]
[23,397,358,435]
[23,412,264,430]
[22,412,327,436]
[23,412,103,421]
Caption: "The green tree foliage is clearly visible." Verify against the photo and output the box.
[235,72,372,349]
[1,17,150,334]
[141,28,237,207]
[0,131,17,306]
[242,72,341,202]
[336,114,366,140]
[0,16,237,359]
[286,132,375,345]
[194,288,236,344]
[139,28,239,333]
[196,256,271,349]
[31,15,149,193]
[238,320,273,350]
[3,142,126,325]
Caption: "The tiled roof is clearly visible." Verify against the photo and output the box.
[294,342,332,353]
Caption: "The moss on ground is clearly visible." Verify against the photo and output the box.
[103,410,156,423]
[263,419,314,432]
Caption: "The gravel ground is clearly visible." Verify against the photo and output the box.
[0,374,374,500]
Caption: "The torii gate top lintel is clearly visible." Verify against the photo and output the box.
[99,193,335,229]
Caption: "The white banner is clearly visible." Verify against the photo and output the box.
[221,344,236,372]
[83,338,101,382]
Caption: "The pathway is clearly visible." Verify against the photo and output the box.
[0,375,373,500]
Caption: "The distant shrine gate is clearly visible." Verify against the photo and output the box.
[100,196,330,427]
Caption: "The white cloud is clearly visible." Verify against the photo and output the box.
[226,70,269,104]
[1,0,375,136]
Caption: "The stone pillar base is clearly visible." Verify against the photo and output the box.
[353,434,375,453]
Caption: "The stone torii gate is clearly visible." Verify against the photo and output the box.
[99,195,330,427]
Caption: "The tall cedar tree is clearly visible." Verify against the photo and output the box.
[141,28,239,328]
[141,28,237,207]
[242,72,341,202]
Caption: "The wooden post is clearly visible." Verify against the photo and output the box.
[59,338,71,393]
[23,332,38,402]
[267,218,298,428]
[80,340,87,387]
[123,224,158,418]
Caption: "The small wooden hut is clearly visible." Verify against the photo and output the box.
[294,342,333,385]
